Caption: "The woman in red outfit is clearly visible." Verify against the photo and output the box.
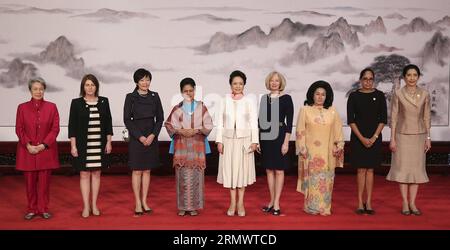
[15,77,60,220]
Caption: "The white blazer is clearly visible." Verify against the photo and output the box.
[215,94,259,144]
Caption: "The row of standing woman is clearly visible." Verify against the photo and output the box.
[15,64,431,220]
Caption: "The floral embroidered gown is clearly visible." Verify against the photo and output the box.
[295,105,344,216]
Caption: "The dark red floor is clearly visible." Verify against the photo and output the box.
[0,174,449,229]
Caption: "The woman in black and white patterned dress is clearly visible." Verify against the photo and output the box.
[69,74,113,218]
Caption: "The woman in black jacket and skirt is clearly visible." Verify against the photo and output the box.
[69,74,113,218]
[123,68,164,216]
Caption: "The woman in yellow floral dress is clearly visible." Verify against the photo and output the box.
[295,80,344,216]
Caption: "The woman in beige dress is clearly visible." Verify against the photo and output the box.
[216,70,259,217]
[387,64,431,216]
[295,80,344,216]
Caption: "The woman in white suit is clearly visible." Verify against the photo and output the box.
[216,70,259,217]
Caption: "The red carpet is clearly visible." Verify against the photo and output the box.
[0,174,449,230]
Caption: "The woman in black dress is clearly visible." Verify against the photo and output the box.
[69,74,113,218]
[347,68,387,215]
[123,68,164,216]
[258,71,294,216]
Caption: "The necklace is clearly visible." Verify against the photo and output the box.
[314,105,326,124]
[84,98,97,102]
[318,107,324,119]
[405,87,419,101]
[268,92,280,104]
[137,89,148,97]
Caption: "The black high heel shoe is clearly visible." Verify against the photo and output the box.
[355,203,365,215]
[410,209,422,216]
[134,209,144,216]
[355,207,365,215]
[261,206,273,213]
[401,203,411,216]
[142,206,153,214]
[272,209,281,216]
[401,210,411,216]
[364,203,375,215]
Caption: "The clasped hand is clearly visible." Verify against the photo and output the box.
[26,144,45,155]
[139,134,155,146]
[177,128,200,138]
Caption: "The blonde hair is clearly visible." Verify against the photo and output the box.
[265,71,286,92]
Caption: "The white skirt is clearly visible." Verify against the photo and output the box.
[217,133,256,188]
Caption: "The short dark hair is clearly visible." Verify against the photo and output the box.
[133,68,152,83]
[402,64,421,77]
[180,77,196,91]
[359,67,375,80]
[304,80,334,109]
[229,70,247,85]
[80,74,100,97]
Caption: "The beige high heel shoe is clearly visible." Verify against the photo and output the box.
[81,209,90,218]
[237,205,246,217]
[92,209,101,216]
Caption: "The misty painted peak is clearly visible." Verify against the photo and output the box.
[97,8,117,14]
[331,17,350,28]
[410,17,432,28]
[41,36,76,58]
[280,18,295,27]
[430,31,446,42]
[422,31,450,67]
[364,16,387,35]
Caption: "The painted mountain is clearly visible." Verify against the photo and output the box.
[361,44,402,53]
[28,36,86,79]
[362,16,387,35]
[198,16,388,55]
[274,10,334,18]
[435,16,450,27]
[328,17,360,47]
[421,31,450,67]
[173,14,240,22]
[281,32,345,65]
[0,7,71,14]
[0,58,38,88]
[384,12,407,20]
[72,8,157,23]
[394,17,435,35]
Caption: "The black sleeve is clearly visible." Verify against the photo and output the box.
[285,95,294,134]
[68,99,78,138]
[378,91,388,124]
[103,97,114,136]
[257,95,265,130]
[123,94,143,139]
[151,92,164,137]
[346,92,356,125]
